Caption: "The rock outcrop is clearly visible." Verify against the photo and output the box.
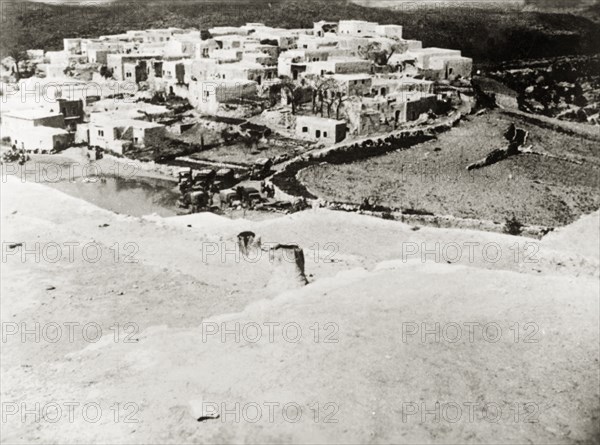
[267,244,308,290]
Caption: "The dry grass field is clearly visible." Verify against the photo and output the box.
[189,140,306,166]
[299,110,600,227]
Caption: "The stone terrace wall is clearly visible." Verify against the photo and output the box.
[272,111,464,199]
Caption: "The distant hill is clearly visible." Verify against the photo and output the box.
[2,0,599,63]
[352,0,525,7]
[525,0,598,8]
[352,0,598,7]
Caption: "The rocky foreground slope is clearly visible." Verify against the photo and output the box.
[1,177,598,444]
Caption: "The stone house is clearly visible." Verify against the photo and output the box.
[370,77,434,98]
[313,21,339,37]
[188,79,258,113]
[208,26,249,37]
[375,25,403,40]
[338,20,378,37]
[107,54,160,81]
[407,47,473,80]
[63,38,82,54]
[87,113,165,154]
[329,74,373,97]
[304,58,373,76]
[214,35,246,50]
[1,108,70,152]
[296,116,347,144]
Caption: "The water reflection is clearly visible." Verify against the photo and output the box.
[44,174,181,217]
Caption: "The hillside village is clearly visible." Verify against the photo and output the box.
[1,20,472,211]
[1,7,599,444]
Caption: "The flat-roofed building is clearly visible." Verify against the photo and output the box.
[242,52,277,67]
[1,108,65,130]
[296,116,347,144]
[338,20,379,37]
[209,26,248,37]
[243,43,280,59]
[1,108,69,152]
[87,113,165,154]
[313,21,339,37]
[305,57,373,76]
[214,35,246,50]
[297,34,340,51]
[63,38,82,54]
[188,79,258,113]
[107,54,161,81]
[406,47,473,79]
[370,76,434,98]
[11,126,70,153]
[328,74,373,96]
[375,24,403,40]
[207,61,277,85]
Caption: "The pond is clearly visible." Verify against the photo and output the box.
[43,175,182,217]
[9,158,184,217]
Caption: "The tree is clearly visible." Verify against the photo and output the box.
[268,76,309,115]
[359,41,402,67]
[305,76,320,114]
[316,78,347,119]
[7,49,29,81]
[142,130,169,161]
[334,91,349,120]
[304,77,340,117]
[397,58,416,73]
[99,66,113,79]
[322,89,336,118]
[305,75,333,116]
[4,29,33,81]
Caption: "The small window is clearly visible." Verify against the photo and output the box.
[134,137,139,143]
[126,72,131,78]
[323,131,328,137]
[98,130,104,136]
[302,127,308,133]
[316,130,321,138]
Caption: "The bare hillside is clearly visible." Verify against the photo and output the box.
[1,177,598,444]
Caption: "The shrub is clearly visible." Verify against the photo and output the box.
[504,215,524,236]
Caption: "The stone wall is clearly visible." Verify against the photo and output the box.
[272,111,464,199]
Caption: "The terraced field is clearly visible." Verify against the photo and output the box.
[299,109,600,227]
